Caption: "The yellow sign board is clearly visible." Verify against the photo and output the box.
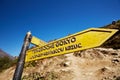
[26,28,118,62]
[31,36,47,46]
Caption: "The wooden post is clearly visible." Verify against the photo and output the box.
[13,31,32,80]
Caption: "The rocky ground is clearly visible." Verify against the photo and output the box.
[0,47,120,80]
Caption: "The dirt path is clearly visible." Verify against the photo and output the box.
[0,66,15,80]
[65,53,85,80]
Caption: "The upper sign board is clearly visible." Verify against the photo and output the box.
[26,28,118,62]
[31,36,47,46]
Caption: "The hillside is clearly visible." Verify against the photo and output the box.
[0,20,120,80]
[0,49,17,72]
[0,48,120,80]
[0,49,14,59]
[101,20,120,49]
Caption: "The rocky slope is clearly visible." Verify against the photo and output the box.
[0,48,120,80]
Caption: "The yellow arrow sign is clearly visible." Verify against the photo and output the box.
[26,28,118,62]
[31,36,47,46]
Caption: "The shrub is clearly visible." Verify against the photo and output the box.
[0,57,17,72]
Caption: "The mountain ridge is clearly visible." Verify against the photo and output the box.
[0,49,14,60]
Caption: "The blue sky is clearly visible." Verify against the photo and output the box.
[0,0,120,56]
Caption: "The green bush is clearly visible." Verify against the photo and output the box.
[117,20,120,23]
[0,57,17,72]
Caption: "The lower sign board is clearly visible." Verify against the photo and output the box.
[25,28,118,62]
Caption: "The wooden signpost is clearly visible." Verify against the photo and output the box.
[13,28,118,80]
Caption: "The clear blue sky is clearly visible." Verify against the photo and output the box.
[0,0,120,56]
